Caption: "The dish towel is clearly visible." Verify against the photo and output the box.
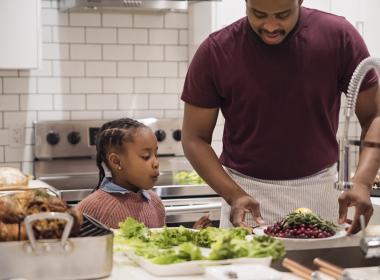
[220,164,341,228]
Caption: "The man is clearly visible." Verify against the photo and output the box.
[181,0,380,234]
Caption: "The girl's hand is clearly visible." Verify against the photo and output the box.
[193,214,213,229]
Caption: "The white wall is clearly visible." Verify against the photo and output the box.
[0,0,189,173]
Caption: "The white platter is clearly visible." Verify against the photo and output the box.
[123,246,272,277]
[253,226,347,241]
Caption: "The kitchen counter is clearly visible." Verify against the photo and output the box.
[104,198,380,280]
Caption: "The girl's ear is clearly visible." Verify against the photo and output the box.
[108,152,122,171]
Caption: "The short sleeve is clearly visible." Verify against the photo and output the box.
[181,37,222,108]
[338,19,378,93]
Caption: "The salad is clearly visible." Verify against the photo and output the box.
[115,217,285,265]
[264,208,338,239]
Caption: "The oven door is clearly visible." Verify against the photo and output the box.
[162,197,221,227]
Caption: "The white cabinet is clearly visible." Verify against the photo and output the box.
[0,0,41,69]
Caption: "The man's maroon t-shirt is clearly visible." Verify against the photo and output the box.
[181,7,378,180]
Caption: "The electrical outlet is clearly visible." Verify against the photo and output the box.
[8,126,24,147]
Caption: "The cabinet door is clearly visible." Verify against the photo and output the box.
[0,0,40,69]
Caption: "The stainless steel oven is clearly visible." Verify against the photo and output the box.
[33,118,221,227]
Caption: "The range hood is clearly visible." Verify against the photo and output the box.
[60,0,207,12]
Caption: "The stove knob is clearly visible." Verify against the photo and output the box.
[172,129,181,141]
[46,131,60,145]
[154,129,166,142]
[67,131,81,145]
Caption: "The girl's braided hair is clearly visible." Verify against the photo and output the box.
[95,118,147,190]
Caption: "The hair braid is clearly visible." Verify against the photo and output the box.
[94,118,147,190]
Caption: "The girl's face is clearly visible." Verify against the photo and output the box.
[111,127,159,191]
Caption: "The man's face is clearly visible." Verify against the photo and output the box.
[246,0,303,45]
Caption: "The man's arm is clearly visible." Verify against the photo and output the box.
[182,103,264,227]
[338,83,380,234]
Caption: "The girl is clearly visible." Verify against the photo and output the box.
[77,118,211,229]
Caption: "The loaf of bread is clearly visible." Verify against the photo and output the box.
[0,167,31,188]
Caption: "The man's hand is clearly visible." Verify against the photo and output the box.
[230,194,265,227]
[338,183,373,235]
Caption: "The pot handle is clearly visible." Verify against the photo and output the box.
[24,212,73,251]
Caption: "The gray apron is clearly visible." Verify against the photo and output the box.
[220,164,340,228]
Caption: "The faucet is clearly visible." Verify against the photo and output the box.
[335,57,380,191]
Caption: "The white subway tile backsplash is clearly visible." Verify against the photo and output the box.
[165,78,184,93]
[103,13,133,27]
[164,110,183,118]
[118,29,148,44]
[71,78,102,94]
[86,28,117,44]
[119,94,148,110]
[0,130,8,145]
[0,71,18,77]
[179,62,188,77]
[0,147,4,162]
[149,29,178,45]
[43,43,69,60]
[103,110,134,120]
[53,27,85,43]
[165,46,188,61]
[54,95,86,110]
[70,45,102,60]
[87,94,117,110]
[5,146,34,162]
[86,62,117,77]
[70,13,101,27]
[41,9,68,26]
[24,128,34,145]
[165,13,188,29]
[103,78,133,93]
[134,110,164,119]
[149,94,178,109]
[135,78,164,93]
[4,112,37,128]
[103,45,133,61]
[21,95,53,110]
[149,62,177,77]
[179,30,188,45]
[135,46,163,61]
[134,14,164,28]
[71,111,102,120]
[20,61,52,77]
[3,78,37,94]
[38,111,70,120]
[0,96,19,111]
[42,26,52,42]
[53,61,85,77]
[38,78,70,94]
[0,163,20,169]
[118,62,148,77]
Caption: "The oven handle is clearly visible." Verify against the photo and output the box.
[165,202,221,213]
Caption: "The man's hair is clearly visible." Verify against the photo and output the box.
[95,118,146,189]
